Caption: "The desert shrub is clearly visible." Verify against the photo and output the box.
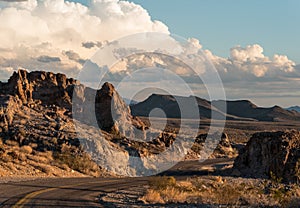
[148,176,176,190]
[141,189,164,204]
[142,176,300,207]
[159,187,189,203]
[53,149,100,176]
[212,183,241,205]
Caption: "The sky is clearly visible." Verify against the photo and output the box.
[129,0,300,64]
[0,0,299,107]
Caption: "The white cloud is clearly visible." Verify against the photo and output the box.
[0,0,169,80]
[273,54,295,72]
[230,44,266,62]
[205,44,297,78]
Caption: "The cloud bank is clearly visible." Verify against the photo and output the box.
[0,0,299,106]
[0,0,169,79]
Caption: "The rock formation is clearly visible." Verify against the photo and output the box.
[1,69,77,109]
[186,132,237,160]
[233,130,300,183]
[211,133,237,158]
[0,69,146,137]
[94,82,146,137]
[0,69,146,177]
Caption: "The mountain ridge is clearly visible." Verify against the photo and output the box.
[131,93,300,122]
[286,106,300,112]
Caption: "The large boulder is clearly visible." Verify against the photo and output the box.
[233,130,300,183]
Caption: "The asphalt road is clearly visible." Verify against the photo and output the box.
[0,158,233,207]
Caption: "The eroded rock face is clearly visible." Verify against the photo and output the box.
[233,130,300,183]
[0,69,147,177]
[95,82,146,136]
[1,69,78,109]
[0,70,146,137]
[73,81,146,137]
[186,133,237,160]
[211,133,237,159]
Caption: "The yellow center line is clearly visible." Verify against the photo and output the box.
[13,188,57,208]
[12,179,120,208]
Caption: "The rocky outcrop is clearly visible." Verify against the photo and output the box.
[95,82,146,136]
[211,133,237,158]
[72,81,146,138]
[0,69,78,109]
[0,70,146,137]
[186,133,237,160]
[0,69,147,177]
[0,93,105,177]
[233,130,300,183]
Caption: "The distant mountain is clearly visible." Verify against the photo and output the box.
[286,106,300,112]
[130,94,233,120]
[212,100,300,122]
[131,94,300,122]
[123,98,138,106]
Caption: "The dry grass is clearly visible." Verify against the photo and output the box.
[148,176,176,190]
[141,189,164,204]
[53,148,100,177]
[142,176,300,207]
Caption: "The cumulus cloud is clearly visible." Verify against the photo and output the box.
[230,44,265,62]
[0,0,169,80]
[204,44,296,79]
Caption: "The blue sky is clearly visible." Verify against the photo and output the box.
[72,0,300,63]
[127,0,300,64]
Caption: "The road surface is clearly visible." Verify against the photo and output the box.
[0,158,233,207]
